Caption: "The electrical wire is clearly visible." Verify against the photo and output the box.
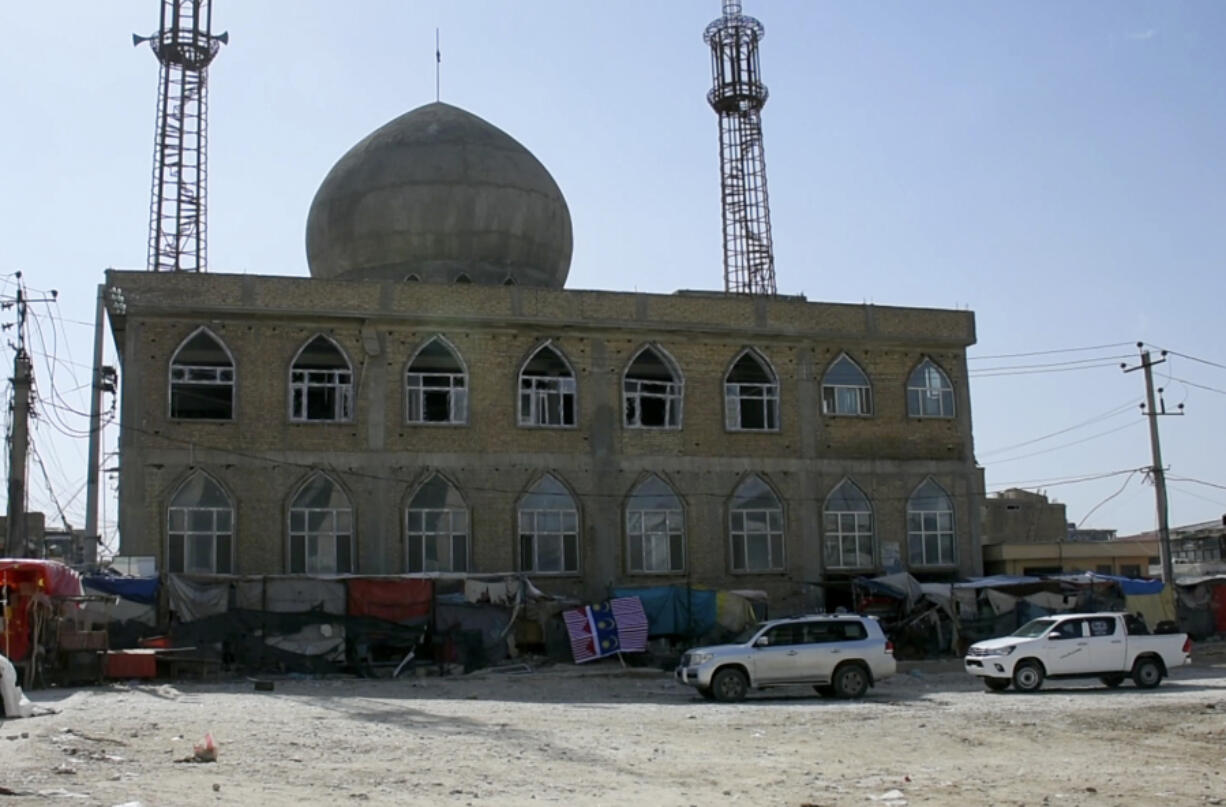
[984,419,1144,465]
[1168,483,1226,509]
[970,354,1132,373]
[970,362,1126,378]
[985,468,1142,490]
[1168,376,1226,397]
[978,400,1138,457]
[1077,470,1138,528]
[968,342,1135,361]
[1165,475,1226,492]
[1146,345,1226,372]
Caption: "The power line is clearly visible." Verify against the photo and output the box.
[968,342,1135,361]
[970,362,1126,378]
[970,354,1132,373]
[1166,475,1226,492]
[978,400,1137,457]
[1168,376,1226,397]
[1077,470,1138,528]
[1146,345,1226,372]
[987,419,1144,465]
[1168,483,1226,509]
[986,468,1141,489]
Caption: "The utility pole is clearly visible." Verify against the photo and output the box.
[1122,343,1184,584]
[84,285,107,556]
[3,273,57,557]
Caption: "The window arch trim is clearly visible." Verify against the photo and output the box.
[404,470,470,573]
[622,343,684,430]
[906,356,955,419]
[518,340,578,429]
[516,472,581,574]
[168,326,236,421]
[404,334,469,426]
[288,333,355,423]
[906,476,956,567]
[727,472,786,572]
[166,469,235,575]
[286,471,355,574]
[823,477,875,570]
[821,352,873,417]
[624,472,686,574]
[723,347,781,432]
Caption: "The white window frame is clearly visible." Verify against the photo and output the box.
[405,507,469,572]
[518,343,577,428]
[907,481,956,566]
[168,327,236,421]
[729,508,785,572]
[288,506,354,574]
[623,345,684,430]
[168,506,232,574]
[405,336,468,425]
[821,354,872,417]
[626,508,685,573]
[724,349,780,432]
[518,509,579,574]
[289,336,354,423]
[823,510,874,569]
[907,358,955,419]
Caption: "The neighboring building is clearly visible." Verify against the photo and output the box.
[981,488,1067,545]
[0,513,46,559]
[1120,518,1226,579]
[1066,524,1118,543]
[42,528,100,568]
[982,534,1159,578]
[105,102,983,613]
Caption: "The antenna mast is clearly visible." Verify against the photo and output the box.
[704,1,776,295]
[134,1,227,272]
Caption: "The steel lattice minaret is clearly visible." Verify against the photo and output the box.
[134,1,227,272]
[704,1,775,295]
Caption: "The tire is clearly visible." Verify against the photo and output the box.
[832,663,870,699]
[983,677,1010,692]
[814,685,836,698]
[696,686,716,701]
[710,667,749,702]
[1012,660,1045,693]
[1132,657,1163,690]
[1099,674,1125,689]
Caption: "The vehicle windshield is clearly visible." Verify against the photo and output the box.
[1011,618,1057,638]
[732,625,762,644]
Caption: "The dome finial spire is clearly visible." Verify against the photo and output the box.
[435,28,441,103]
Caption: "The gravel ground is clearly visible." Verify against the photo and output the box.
[3,649,1225,807]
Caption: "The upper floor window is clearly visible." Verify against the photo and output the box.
[907,478,955,566]
[289,473,353,574]
[169,327,234,420]
[823,479,874,569]
[729,475,784,572]
[624,345,682,429]
[518,474,579,573]
[725,349,779,432]
[406,336,467,425]
[821,353,871,416]
[907,358,954,418]
[626,475,684,573]
[167,472,233,574]
[405,474,468,572]
[290,335,353,422]
[519,343,576,427]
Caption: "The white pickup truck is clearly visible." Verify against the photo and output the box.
[964,612,1191,692]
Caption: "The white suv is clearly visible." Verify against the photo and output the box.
[675,614,896,702]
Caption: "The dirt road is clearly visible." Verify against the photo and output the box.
[3,655,1225,807]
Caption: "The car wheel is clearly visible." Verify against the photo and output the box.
[983,677,1010,692]
[1012,660,1045,693]
[696,686,716,701]
[813,685,836,698]
[832,663,870,699]
[710,668,749,702]
[1132,657,1163,690]
[1099,674,1125,689]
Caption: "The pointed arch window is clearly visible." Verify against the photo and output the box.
[626,475,684,573]
[907,358,954,418]
[405,475,469,572]
[729,475,784,572]
[519,343,576,427]
[823,479,874,569]
[725,350,779,431]
[167,472,233,574]
[624,345,682,429]
[822,354,872,416]
[289,474,354,574]
[517,475,579,573]
[290,335,353,422]
[169,328,234,420]
[907,479,955,566]
[406,337,467,424]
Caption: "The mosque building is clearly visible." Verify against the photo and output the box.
[105,101,982,612]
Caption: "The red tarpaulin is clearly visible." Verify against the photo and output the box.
[1211,583,1226,635]
[346,578,432,623]
[1,559,85,662]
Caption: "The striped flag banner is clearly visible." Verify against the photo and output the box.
[563,596,649,664]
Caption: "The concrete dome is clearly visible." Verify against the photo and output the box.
[306,102,573,286]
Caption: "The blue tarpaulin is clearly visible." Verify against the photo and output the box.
[1048,572,1165,596]
[82,575,159,605]
[611,586,717,637]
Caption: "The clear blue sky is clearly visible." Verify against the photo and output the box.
[2,1,1224,554]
